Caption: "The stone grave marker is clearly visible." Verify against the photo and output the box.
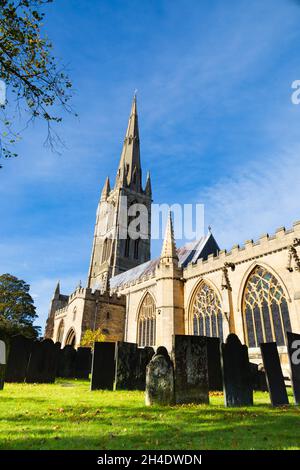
[91,342,116,390]
[75,347,92,379]
[221,334,253,407]
[57,345,77,379]
[260,342,289,406]
[145,346,174,406]
[249,362,268,392]
[287,332,300,405]
[206,336,223,391]
[134,346,155,391]
[114,342,138,391]
[5,335,33,383]
[173,335,209,405]
[0,331,9,390]
[26,339,57,383]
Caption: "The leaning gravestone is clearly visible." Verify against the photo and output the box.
[91,342,116,391]
[260,342,289,406]
[0,331,9,390]
[26,339,57,383]
[57,345,77,378]
[75,347,92,379]
[221,334,253,407]
[206,337,223,391]
[114,342,139,391]
[145,347,174,406]
[134,346,155,391]
[5,335,33,382]
[249,362,268,392]
[173,335,209,405]
[287,332,300,405]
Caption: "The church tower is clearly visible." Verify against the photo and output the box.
[87,95,152,292]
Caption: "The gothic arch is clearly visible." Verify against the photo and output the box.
[188,279,225,341]
[136,292,156,347]
[241,265,292,348]
[56,319,65,343]
[65,328,76,347]
[237,261,291,314]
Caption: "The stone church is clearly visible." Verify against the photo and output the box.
[45,96,300,374]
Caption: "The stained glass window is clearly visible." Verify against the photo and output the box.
[137,293,156,347]
[243,266,291,347]
[191,282,224,341]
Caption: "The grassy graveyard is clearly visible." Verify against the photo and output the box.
[0,380,299,450]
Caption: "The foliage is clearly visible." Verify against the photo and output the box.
[0,381,299,450]
[80,329,106,349]
[0,0,74,166]
[0,273,40,338]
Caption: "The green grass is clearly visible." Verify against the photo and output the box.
[0,380,299,450]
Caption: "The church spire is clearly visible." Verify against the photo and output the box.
[101,176,111,201]
[115,94,141,190]
[160,212,178,264]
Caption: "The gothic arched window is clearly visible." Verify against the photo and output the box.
[65,328,76,347]
[242,266,291,348]
[191,281,224,341]
[137,293,156,347]
[102,238,112,263]
[56,320,65,344]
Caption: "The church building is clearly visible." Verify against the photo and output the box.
[45,96,300,375]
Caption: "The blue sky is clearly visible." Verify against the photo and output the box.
[1,0,300,330]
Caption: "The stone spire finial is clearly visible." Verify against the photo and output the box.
[54,281,60,297]
[115,94,141,189]
[160,212,178,263]
[101,176,111,201]
[145,171,152,196]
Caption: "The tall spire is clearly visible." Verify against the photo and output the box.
[160,212,178,263]
[115,94,141,189]
[101,176,111,201]
[53,281,60,298]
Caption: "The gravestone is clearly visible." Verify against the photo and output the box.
[91,342,116,390]
[145,347,174,406]
[206,337,223,391]
[260,342,289,406]
[249,362,268,392]
[0,331,9,390]
[26,339,58,383]
[75,347,92,379]
[221,334,253,407]
[173,335,209,405]
[5,335,33,382]
[57,345,77,378]
[134,346,155,391]
[114,342,139,391]
[287,332,300,405]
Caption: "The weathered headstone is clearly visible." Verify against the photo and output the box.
[57,345,77,378]
[173,335,209,405]
[221,334,253,407]
[249,362,268,392]
[75,347,92,379]
[114,342,139,391]
[0,331,9,390]
[206,337,223,391]
[91,342,116,390]
[134,346,155,390]
[26,339,58,383]
[260,342,289,406]
[5,335,33,382]
[145,346,174,406]
[287,332,300,405]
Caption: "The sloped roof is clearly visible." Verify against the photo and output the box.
[110,232,219,290]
